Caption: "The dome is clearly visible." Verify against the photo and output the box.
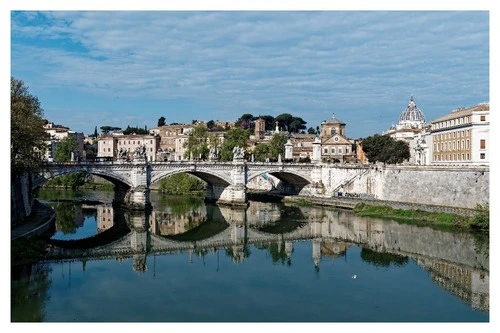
[399,96,425,123]
[324,113,345,125]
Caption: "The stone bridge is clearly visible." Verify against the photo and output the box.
[36,158,368,209]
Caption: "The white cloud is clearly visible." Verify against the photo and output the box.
[11,10,489,137]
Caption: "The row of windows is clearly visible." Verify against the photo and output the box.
[433,153,470,161]
[102,140,155,145]
[434,140,470,152]
[323,147,349,154]
[433,116,471,130]
[433,152,486,161]
[434,129,470,140]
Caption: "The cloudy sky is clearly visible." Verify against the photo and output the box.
[10,6,490,139]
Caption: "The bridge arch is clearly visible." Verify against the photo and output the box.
[247,169,313,195]
[150,168,232,187]
[37,165,133,189]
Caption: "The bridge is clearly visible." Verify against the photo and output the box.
[37,157,368,210]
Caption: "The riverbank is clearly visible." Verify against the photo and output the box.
[282,195,488,232]
[11,200,56,241]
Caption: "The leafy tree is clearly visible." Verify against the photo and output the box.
[206,120,215,130]
[158,173,206,194]
[100,126,121,134]
[183,124,209,160]
[289,116,307,133]
[123,126,148,135]
[158,116,166,127]
[253,143,271,162]
[11,77,48,173]
[361,134,410,164]
[307,127,316,134]
[91,126,98,138]
[55,136,77,162]
[220,127,251,161]
[269,133,289,160]
[275,113,307,133]
[235,113,255,130]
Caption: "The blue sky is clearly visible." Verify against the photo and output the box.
[9,6,491,139]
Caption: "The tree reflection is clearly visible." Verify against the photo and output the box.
[52,203,83,234]
[11,263,52,322]
[360,247,408,267]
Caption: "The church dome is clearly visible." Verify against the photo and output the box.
[399,96,425,123]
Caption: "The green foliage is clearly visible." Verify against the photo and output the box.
[11,77,48,174]
[235,113,255,130]
[55,136,77,163]
[361,134,410,164]
[43,172,87,190]
[158,116,166,127]
[253,143,271,162]
[307,127,317,134]
[220,127,251,161]
[183,124,209,160]
[100,126,121,134]
[269,132,288,159]
[275,113,307,133]
[123,125,148,135]
[469,203,489,230]
[52,203,80,234]
[353,203,483,231]
[158,173,206,194]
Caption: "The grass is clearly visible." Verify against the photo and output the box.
[283,197,312,207]
[353,203,488,232]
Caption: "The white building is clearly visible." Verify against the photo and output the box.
[430,103,489,165]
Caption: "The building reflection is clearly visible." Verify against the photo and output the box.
[46,199,489,311]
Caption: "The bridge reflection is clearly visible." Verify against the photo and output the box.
[43,199,489,312]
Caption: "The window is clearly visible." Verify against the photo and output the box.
[466,140,470,149]
[338,148,343,154]
[331,148,336,154]
[324,148,328,153]
[462,154,465,160]
[480,139,486,149]
[467,153,470,160]
[480,115,486,121]
[346,148,349,154]
[480,153,485,159]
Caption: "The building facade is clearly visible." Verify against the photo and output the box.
[320,114,356,163]
[430,103,489,165]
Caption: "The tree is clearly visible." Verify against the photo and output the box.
[183,124,209,160]
[93,126,98,138]
[253,143,271,162]
[361,134,410,164]
[100,126,121,134]
[235,113,254,130]
[307,127,316,134]
[206,120,215,130]
[220,127,251,161]
[275,113,307,133]
[55,136,77,162]
[11,77,48,173]
[269,132,289,160]
[157,116,166,127]
[123,126,148,135]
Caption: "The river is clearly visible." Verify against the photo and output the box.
[11,189,489,322]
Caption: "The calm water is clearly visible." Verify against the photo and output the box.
[12,189,489,322]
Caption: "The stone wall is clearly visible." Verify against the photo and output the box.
[11,172,34,226]
[337,165,489,209]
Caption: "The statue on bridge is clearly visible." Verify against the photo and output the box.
[232,146,245,160]
[134,144,147,160]
[209,147,220,161]
[118,147,130,161]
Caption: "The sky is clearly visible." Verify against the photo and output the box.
[7,4,491,139]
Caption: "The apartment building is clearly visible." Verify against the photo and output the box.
[430,103,489,165]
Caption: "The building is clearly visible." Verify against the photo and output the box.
[320,114,356,163]
[43,121,85,161]
[430,102,489,165]
[384,96,426,142]
[97,133,160,161]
